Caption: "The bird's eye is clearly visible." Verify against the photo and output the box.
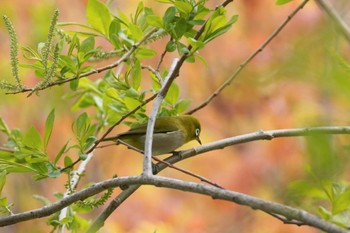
[195,128,200,136]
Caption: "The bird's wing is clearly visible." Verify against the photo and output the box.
[118,123,179,136]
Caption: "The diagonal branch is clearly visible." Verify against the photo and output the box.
[315,0,350,42]
[187,0,310,114]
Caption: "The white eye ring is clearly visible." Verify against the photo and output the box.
[195,128,200,136]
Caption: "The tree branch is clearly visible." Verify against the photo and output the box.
[0,175,347,233]
[143,58,179,176]
[315,0,350,42]
[68,125,350,232]
[163,126,350,164]
[187,0,310,114]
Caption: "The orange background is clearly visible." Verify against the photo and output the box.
[1,0,350,232]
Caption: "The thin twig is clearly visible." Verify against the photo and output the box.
[187,0,310,114]
[141,64,163,84]
[152,156,224,189]
[0,147,15,153]
[156,49,168,71]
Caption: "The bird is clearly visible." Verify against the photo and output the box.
[102,115,202,155]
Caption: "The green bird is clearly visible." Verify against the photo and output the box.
[103,115,202,155]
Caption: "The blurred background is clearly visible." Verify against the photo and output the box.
[1,0,350,232]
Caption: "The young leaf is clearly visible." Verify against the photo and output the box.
[70,79,79,91]
[166,40,177,52]
[23,127,43,150]
[0,170,7,195]
[163,6,176,27]
[146,15,164,28]
[135,47,157,59]
[276,0,294,5]
[174,1,193,15]
[80,37,95,54]
[131,60,142,90]
[165,82,179,105]
[0,118,11,136]
[64,156,73,168]
[86,0,113,35]
[175,99,191,113]
[75,112,88,138]
[53,141,69,165]
[44,109,55,151]
[128,24,143,41]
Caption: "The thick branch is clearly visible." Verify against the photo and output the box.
[0,175,347,233]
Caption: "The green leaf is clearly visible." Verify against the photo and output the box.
[54,141,69,165]
[188,38,204,50]
[44,109,55,151]
[175,99,191,113]
[109,19,121,48]
[70,79,79,91]
[204,14,238,44]
[165,82,179,105]
[0,170,7,195]
[174,18,188,39]
[276,0,294,5]
[83,136,96,151]
[23,127,43,150]
[128,24,143,41]
[80,37,95,54]
[75,112,88,138]
[64,156,73,168]
[135,47,157,59]
[0,118,10,136]
[131,60,142,90]
[166,40,177,52]
[124,97,141,110]
[163,6,176,26]
[146,15,164,28]
[174,1,192,15]
[86,0,113,35]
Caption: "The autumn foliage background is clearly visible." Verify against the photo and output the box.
[1,0,350,232]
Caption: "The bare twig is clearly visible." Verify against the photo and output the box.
[152,156,224,189]
[156,49,167,71]
[187,0,310,114]
[141,64,163,84]
[315,0,350,42]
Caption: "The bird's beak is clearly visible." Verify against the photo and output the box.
[196,136,202,145]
